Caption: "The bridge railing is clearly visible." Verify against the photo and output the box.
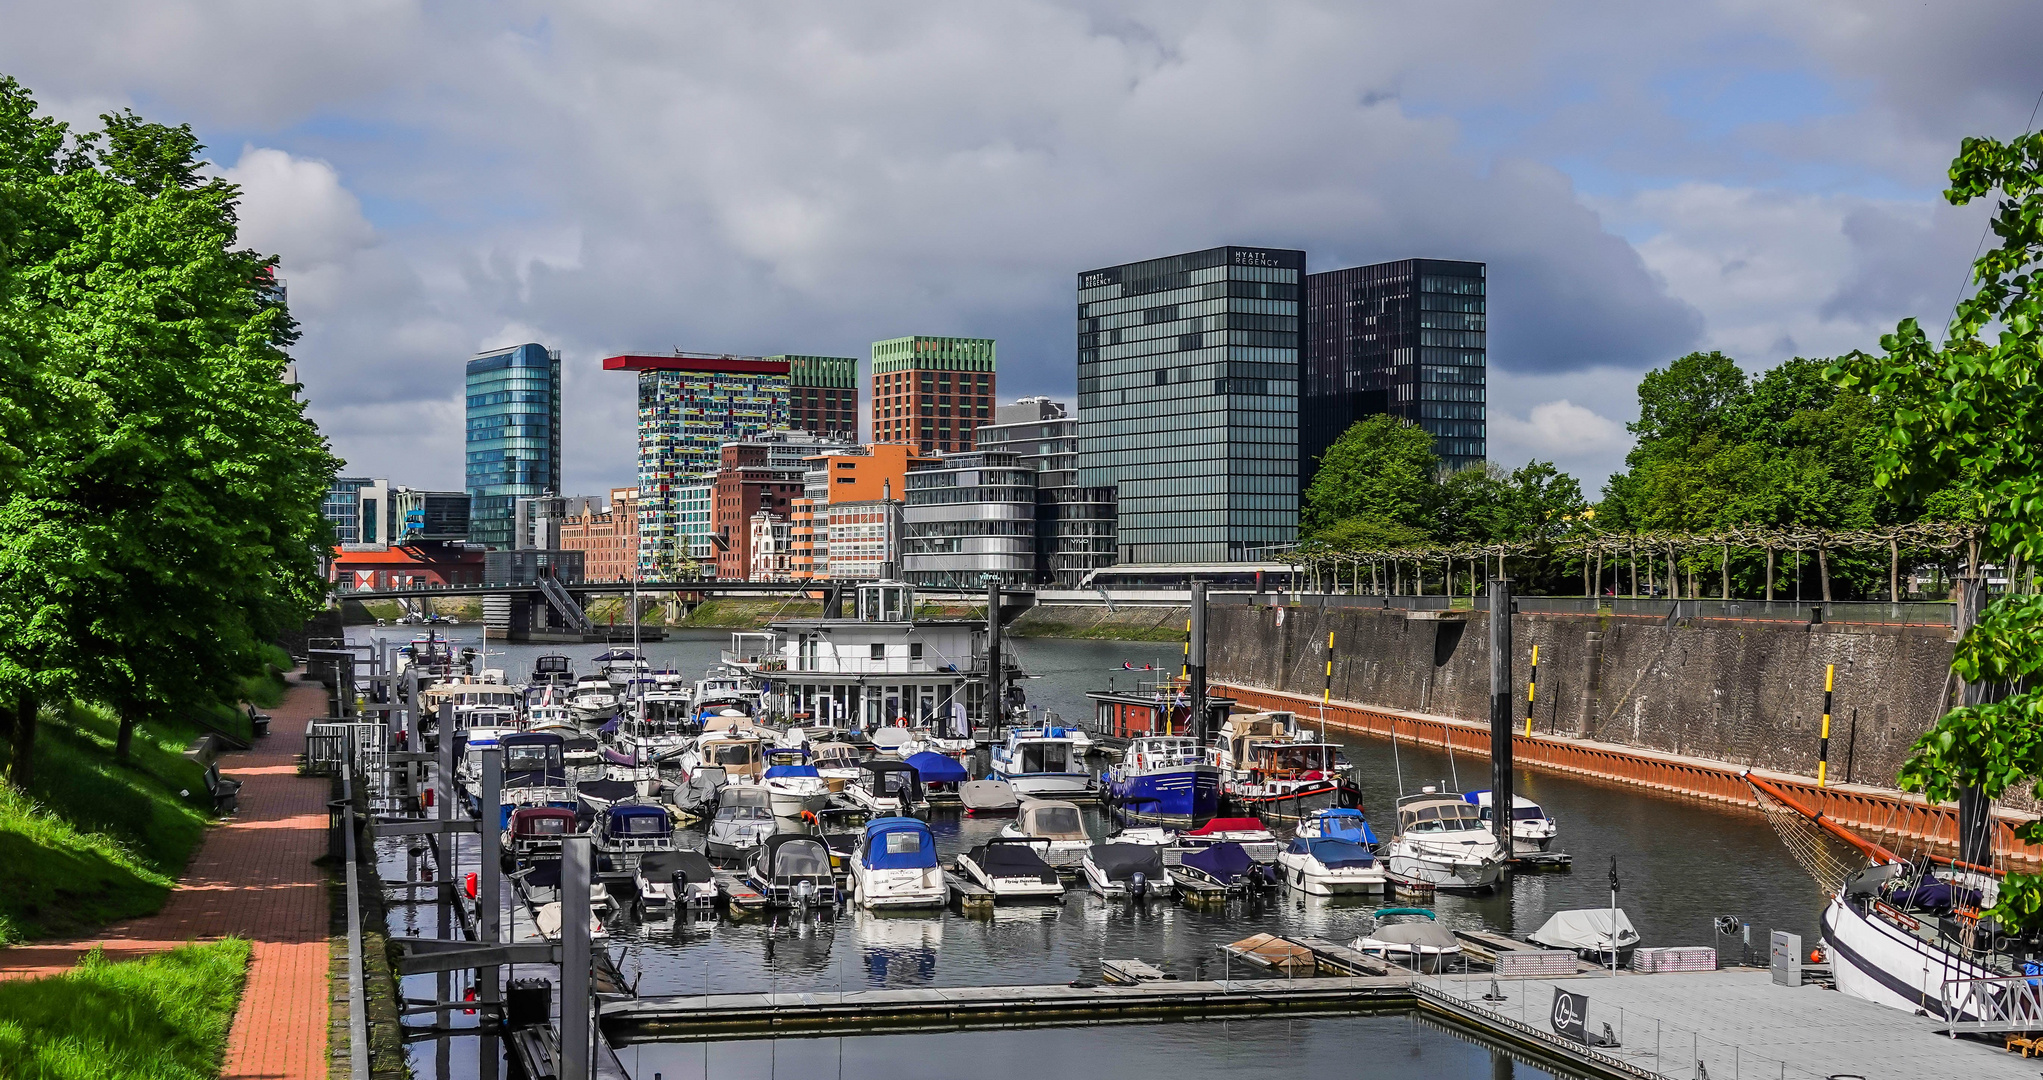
[1941,973,2043,1033]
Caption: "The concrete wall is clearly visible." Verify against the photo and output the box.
[1207,602,1956,790]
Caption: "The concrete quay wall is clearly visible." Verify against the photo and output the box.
[1206,602,1955,794]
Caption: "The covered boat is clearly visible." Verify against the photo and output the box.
[636,849,717,917]
[904,751,969,805]
[846,759,928,817]
[1355,909,1462,971]
[1082,842,1172,898]
[850,817,947,909]
[1529,908,1640,967]
[744,833,839,908]
[503,806,577,860]
[1277,837,1385,896]
[955,838,1063,899]
[1179,817,1280,863]
[576,778,640,815]
[593,803,674,873]
[1173,841,1276,893]
[960,778,1020,816]
[999,799,1092,869]
[497,732,574,827]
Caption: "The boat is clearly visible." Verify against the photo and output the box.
[959,778,1020,816]
[456,723,523,787]
[806,802,872,875]
[635,849,718,918]
[1176,817,1281,864]
[1081,842,1172,898]
[1105,734,1222,828]
[954,838,1064,899]
[903,750,968,806]
[567,674,619,724]
[1224,740,1350,824]
[869,725,915,758]
[744,833,840,908]
[1381,791,1504,891]
[1172,841,1278,893]
[534,901,610,942]
[1529,908,1640,968]
[1464,790,1559,853]
[503,806,578,861]
[529,654,575,688]
[614,705,692,764]
[998,799,1092,870]
[1747,773,2010,1022]
[1354,908,1462,971]
[667,765,725,820]
[685,720,767,789]
[704,787,776,860]
[763,759,831,818]
[810,742,864,793]
[574,778,641,816]
[989,725,1095,798]
[1277,835,1385,896]
[496,732,575,828]
[592,802,675,875]
[593,647,651,690]
[845,759,928,817]
[849,817,948,909]
[1295,807,1375,841]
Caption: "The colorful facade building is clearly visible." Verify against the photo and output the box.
[869,336,996,455]
[774,354,861,442]
[559,486,640,582]
[604,352,792,574]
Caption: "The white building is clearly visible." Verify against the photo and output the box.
[766,582,1002,728]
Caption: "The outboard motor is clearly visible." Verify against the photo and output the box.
[797,878,817,910]
[1130,871,1148,901]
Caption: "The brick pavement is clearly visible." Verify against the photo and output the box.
[0,674,335,1080]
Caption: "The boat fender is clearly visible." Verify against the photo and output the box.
[423,788,435,809]
[1808,947,1824,964]
[464,872,478,900]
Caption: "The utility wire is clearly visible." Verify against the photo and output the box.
[1940,87,2043,345]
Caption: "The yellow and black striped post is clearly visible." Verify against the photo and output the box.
[1524,644,1540,736]
[1323,631,1335,705]
[1818,663,1835,787]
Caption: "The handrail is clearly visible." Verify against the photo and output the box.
[1940,973,2043,1032]
[341,769,370,1080]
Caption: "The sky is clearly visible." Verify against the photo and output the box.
[3,2,2038,497]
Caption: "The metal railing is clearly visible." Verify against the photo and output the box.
[1208,592,1955,627]
[339,770,371,1080]
[1940,973,2043,1033]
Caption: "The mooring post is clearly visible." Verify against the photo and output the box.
[1189,581,1208,744]
[1489,577,1514,857]
[479,747,502,1080]
[1955,575,1994,868]
[986,581,1003,733]
[561,836,593,1080]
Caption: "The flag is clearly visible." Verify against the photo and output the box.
[1609,855,1620,895]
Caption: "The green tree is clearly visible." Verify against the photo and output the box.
[1302,414,1437,537]
[1833,130,2043,929]
[1628,350,1748,451]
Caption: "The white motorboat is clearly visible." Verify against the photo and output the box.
[456,723,523,787]
[1081,841,1173,898]
[1530,908,1641,967]
[810,741,864,794]
[635,849,718,918]
[1383,792,1505,892]
[849,817,947,909]
[1464,790,1559,854]
[955,838,1064,899]
[960,778,1020,816]
[845,759,928,817]
[763,755,830,818]
[744,834,840,908]
[567,674,619,724]
[495,732,575,828]
[705,787,776,860]
[989,725,1095,798]
[591,802,675,875]
[1277,836,1386,896]
[529,653,575,689]
[683,721,767,789]
[998,799,1092,870]
[534,901,610,942]
[869,725,915,758]
[593,647,651,690]
[1355,908,1462,971]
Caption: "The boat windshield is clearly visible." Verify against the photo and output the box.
[505,745,558,773]
[712,743,757,766]
[1258,745,1334,771]
[1403,802,1482,832]
[1028,805,1084,838]
[517,816,569,836]
[719,805,771,822]
[774,842,830,877]
[1020,743,1071,773]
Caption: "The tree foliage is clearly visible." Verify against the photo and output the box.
[1302,413,1438,537]
[0,74,335,783]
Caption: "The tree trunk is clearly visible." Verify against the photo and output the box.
[1765,547,1775,601]
[1721,545,1730,599]
[1630,545,1637,597]
[1667,544,1679,599]
[9,692,35,789]
[1889,538,1900,602]
[1818,542,1832,602]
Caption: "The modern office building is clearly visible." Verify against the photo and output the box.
[901,451,1038,587]
[354,481,473,545]
[323,477,373,545]
[1077,245,1303,565]
[870,336,996,455]
[774,355,860,441]
[604,352,793,574]
[466,343,563,549]
[821,499,902,581]
[974,397,1117,587]
[1303,258,1486,476]
[789,444,936,580]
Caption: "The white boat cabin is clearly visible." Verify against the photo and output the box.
[767,582,1005,729]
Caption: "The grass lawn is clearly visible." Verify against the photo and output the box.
[0,939,250,1080]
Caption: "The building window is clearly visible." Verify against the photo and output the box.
[870,643,885,659]
[909,643,923,660]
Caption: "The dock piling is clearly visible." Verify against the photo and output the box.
[1489,578,1514,858]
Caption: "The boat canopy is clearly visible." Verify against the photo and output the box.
[576,779,637,804]
[870,726,914,752]
[1309,808,1378,844]
[1365,920,1461,951]
[509,807,576,836]
[1186,817,1268,837]
[639,849,713,885]
[606,804,671,837]
[761,834,833,879]
[591,648,645,662]
[1180,841,1256,883]
[904,751,968,785]
[764,764,821,779]
[811,742,860,767]
[970,840,1056,882]
[1017,800,1087,840]
[721,786,772,811]
[1529,909,1640,952]
[1292,837,1375,868]
[1088,842,1165,882]
[1399,797,1482,831]
[501,732,565,778]
[859,759,924,798]
[862,817,938,870]
[959,779,1019,812]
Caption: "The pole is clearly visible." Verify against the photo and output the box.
[1523,644,1539,738]
[1955,576,1994,868]
[985,581,1002,734]
[1188,582,1208,745]
[561,836,593,1080]
[1817,664,1834,787]
[1488,577,1514,856]
[479,748,502,1080]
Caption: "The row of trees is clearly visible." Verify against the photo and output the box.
[0,75,336,787]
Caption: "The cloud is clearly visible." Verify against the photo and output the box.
[221,147,375,271]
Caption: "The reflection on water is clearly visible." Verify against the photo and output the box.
[622,1015,1583,1080]
[355,626,1819,1004]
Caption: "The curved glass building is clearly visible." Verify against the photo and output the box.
[465,343,562,549]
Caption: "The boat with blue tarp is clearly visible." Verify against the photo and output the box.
[850,817,947,909]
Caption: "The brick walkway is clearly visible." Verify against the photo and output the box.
[0,675,334,1080]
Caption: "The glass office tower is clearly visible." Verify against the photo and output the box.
[1077,245,1303,565]
[1302,258,1486,477]
[465,343,562,549]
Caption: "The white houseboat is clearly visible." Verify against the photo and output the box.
[762,582,1018,732]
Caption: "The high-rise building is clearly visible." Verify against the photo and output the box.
[323,476,372,545]
[870,336,996,455]
[774,355,860,442]
[1077,245,1303,565]
[974,397,1117,587]
[466,343,562,549]
[604,352,793,574]
[1303,258,1486,477]
[902,451,1038,587]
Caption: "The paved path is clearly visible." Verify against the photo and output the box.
[0,675,334,1080]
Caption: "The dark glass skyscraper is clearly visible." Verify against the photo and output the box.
[466,342,562,549]
[1077,245,1302,565]
[1302,258,1486,479]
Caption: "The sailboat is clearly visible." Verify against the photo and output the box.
[1746,772,2013,1024]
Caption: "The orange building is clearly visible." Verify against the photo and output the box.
[791,444,936,580]
[560,487,640,582]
